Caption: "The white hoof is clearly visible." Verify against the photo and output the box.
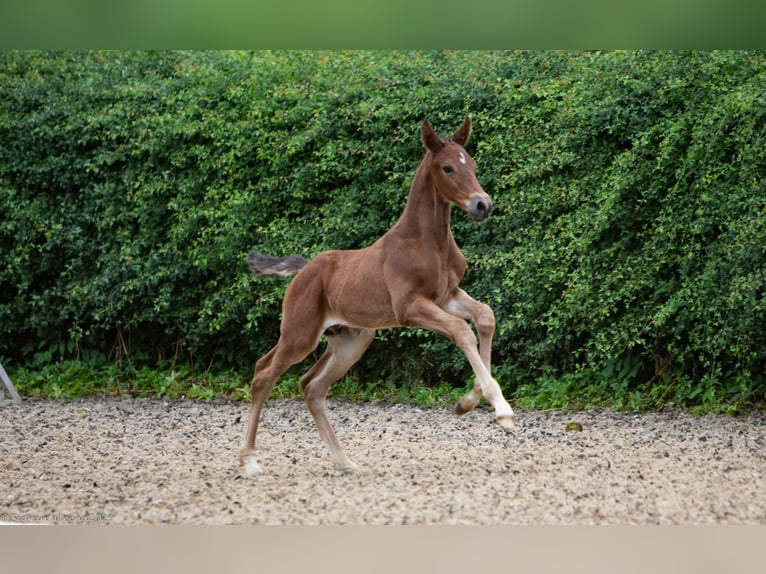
[241,454,263,476]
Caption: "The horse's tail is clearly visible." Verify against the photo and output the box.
[247,252,310,278]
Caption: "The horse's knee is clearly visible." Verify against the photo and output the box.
[474,303,495,337]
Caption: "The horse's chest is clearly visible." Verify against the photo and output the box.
[431,243,466,297]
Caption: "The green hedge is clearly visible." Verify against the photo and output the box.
[1,51,764,409]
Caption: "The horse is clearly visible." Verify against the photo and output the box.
[239,117,515,475]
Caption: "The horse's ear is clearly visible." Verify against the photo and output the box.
[421,120,444,153]
[451,116,472,147]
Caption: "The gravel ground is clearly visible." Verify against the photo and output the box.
[1,397,764,524]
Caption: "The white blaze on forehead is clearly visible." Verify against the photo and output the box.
[458,152,466,165]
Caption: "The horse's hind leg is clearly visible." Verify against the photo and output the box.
[300,327,375,472]
[238,345,285,475]
[239,332,319,475]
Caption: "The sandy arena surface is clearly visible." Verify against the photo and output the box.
[1,397,764,524]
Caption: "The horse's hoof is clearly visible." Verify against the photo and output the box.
[498,415,516,431]
[336,461,370,474]
[240,453,263,476]
[455,397,478,416]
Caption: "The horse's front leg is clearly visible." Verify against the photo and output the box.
[402,295,514,429]
[445,288,499,416]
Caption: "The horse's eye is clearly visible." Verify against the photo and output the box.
[442,165,454,175]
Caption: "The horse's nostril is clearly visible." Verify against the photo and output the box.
[476,201,487,214]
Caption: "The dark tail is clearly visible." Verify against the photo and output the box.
[247,252,310,278]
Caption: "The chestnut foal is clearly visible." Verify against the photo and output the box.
[240,117,514,474]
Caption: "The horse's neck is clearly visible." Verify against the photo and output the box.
[392,159,453,245]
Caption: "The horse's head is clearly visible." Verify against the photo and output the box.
[421,117,492,222]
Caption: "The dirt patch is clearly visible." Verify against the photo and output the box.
[1,398,764,524]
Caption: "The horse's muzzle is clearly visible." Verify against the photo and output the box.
[468,194,493,221]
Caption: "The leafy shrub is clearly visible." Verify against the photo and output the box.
[1,50,764,410]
